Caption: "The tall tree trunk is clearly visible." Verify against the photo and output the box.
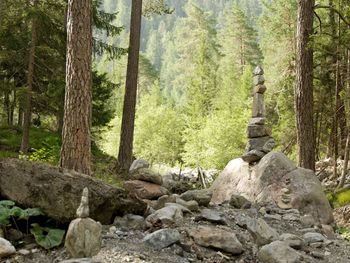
[117,0,143,172]
[60,0,92,175]
[20,0,38,153]
[295,0,316,170]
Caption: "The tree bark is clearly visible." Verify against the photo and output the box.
[20,0,38,153]
[60,0,92,175]
[117,0,143,172]
[295,0,316,170]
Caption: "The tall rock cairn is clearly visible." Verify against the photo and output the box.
[242,66,275,164]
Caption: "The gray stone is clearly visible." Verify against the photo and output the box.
[153,195,177,210]
[113,214,146,230]
[254,65,264,76]
[131,168,163,185]
[249,117,266,125]
[258,241,302,263]
[300,214,316,227]
[254,84,267,94]
[143,229,180,250]
[60,259,102,263]
[194,209,228,225]
[311,251,324,259]
[76,188,89,218]
[245,218,279,246]
[254,75,265,86]
[129,159,150,173]
[180,189,212,206]
[245,136,271,152]
[175,197,199,212]
[146,206,183,228]
[18,249,30,256]
[164,203,191,214]
[264,214,282,221]
[187,226,243,255]
[279,233,304,250]
[65,218,102,258]
[262,138,275,153]
[0,237,16,258]
[247,125,268,138]
[303,232,326,245]
[229,194,251,209]
[242,149,265,163]
[252,93,265,117]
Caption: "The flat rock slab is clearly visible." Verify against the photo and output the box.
[124,180,169,200]
[0,159,147,224]
[187,226,243,255]
[194,209,228,225]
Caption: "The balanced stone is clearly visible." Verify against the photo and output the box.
[242,150,265,163]
[252,93,265,117]
[247,125,268,138]
[76,188,89,218]
[249,117,265,126]
[246,136,271,152]
[254,65,264,75]
[254,84,267,94]
[254,75,265,86]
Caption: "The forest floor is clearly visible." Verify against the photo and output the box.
[4,202,350,263]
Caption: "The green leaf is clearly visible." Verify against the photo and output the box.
[0,200,15,207]
[9,206,24,217]
[30,223,65,250]
[19,208,43,220]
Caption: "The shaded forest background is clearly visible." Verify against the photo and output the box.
[1,0,350,171]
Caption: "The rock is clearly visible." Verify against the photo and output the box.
[131,168,163,185]
[264,214,282,221]
[180,189,212,206]
[146,206,183,228]
[175,197,199,212]
[254,65,264,75]
[252,93,265,117]
[164,203,191,214]
[247,125,268,138]
[18,249,30,256]
[194,209,228,225]
[153,195,177,210]
[143,229,181,250]
[187,226,243,255]
[113,214,146,230]
[242,150,265,163]
[321,224,336,239]
[245,137,275,153]
[333,204,350,228]
[279,233,304,249]
[6,228,23,242]
[254,75,265,86]
[229,194,251,209]
[210,152,334,224]
[300,214,316,227]
[244,217,279,246]
[65,218,102,258]
[60,259,102,263]
[249,117,265,125]
[258,241,301,263]
[129,159,150,173]
[254,84,267,94]
[123,180,169,200]
[311,251,324,259]
[0,237,16,258]
[303,232,326,245]
[0,159,147,224]
[76,187,89,218]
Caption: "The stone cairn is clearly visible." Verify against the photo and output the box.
[65,187,102,258]
[242,66,275,164]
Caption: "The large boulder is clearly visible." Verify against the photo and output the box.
[123,180,169,200]
[210,152,334,224]
[0,159,147,224]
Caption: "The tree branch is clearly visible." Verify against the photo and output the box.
[314,5,350,26]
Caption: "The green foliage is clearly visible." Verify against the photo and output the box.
[326,189,350,208]
[28,136,61,165]
[30,223,65,250]
[336,227,350,241]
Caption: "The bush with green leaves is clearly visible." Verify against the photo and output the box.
[0,200,65,249]
[28,136,61,165]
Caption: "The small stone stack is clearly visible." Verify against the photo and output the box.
[65,188,102,258]
[242,66,275,164]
